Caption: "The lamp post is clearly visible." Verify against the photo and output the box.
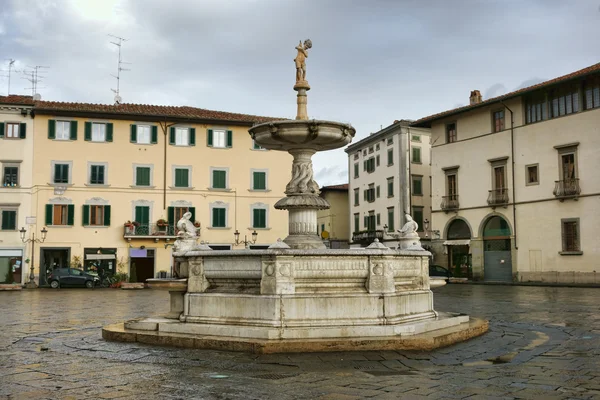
[234,229,258,248]
[20,226,48,289]
[424,219,429,238]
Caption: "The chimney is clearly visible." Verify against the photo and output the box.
[469,90,482,105]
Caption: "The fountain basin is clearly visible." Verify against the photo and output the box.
[249,120,355,151]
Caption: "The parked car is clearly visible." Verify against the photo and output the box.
[47,268,100,289]
[429,265,452,281]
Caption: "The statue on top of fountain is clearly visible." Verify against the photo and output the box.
[294,39,312,85]
[177,212,197,239]
[398,214,419,238]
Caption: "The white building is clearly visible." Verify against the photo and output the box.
[345,120,431,247]
[411,62,600,283]
[0,95,34,284]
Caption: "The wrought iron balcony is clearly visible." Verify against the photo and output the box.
[351,230,384,245]
[440,195,459,211]
[123,223,177,238]
[487,188,509,206]
[553,178,581,199]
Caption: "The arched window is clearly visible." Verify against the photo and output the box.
[483,216,511,238]
[447,219,471,239]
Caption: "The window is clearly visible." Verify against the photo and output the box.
[387,149,393,166]
[493,165,506,190]
[526,164,539,185]
[364,157,375,173]
[387,177,394,197]
[387,137,393,145]
[376,185,380,198]
[1,210,16,230]
[412,175,422,195]
[492,110,505,132]
[353,188,359,206]
[90,205,104,226]
[387,207,394,232]
[375,144,380,151]
[3,166,18,186]
[363,149,367,156]
[526,99,548,124]
[46,204,74,226]
[5,123,19,138]
[176,128,189,146]
[252,171,267,190]
[550,90,579,118]
[376,155,380,167]
[447,174,457,197]
[90,165,105,185]
[376,213,381,226]
[92,123,106,142]
[353,153,359,160]
[365,211,376,231]
[253,140,265,150]
[212,207,227,228]
[368,146,374,154]
[412,147,421,163]
[208,129,232,148]
[446,123,457,143]
[252,208,267,229]
[84,122,112,142]
[584,85,600,110]
[53,163,70,184]
[82,204,111,227]
[136,125,151,144]
[211,168,228,189]
[353,163,359,178]
[560,218,581,254]
[412,206,424,232]
[134,205,150,225]
[411,135,421,142]
[174,168,190,188]
[56,121,71,140]
[353,213,359,233]
[135,166,152,187]
[364,184,375,203]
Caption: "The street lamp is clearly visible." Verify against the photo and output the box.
[423,219,429,238]
[234,229,258,248]
[20,226,48,289]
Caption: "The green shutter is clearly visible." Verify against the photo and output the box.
[188,207,195,224]
[47,120,55,139]
[61,165,69,183]
[213,170,226,189]
[98,166,105,184]
[207,129,213,146]
[151,126,158,144]
[19,123,26,139]
[135,206,150,224]
[1,211,8,230]
[67,204,74,226]
[90,166,97,183]
[84,122,92,141]
[53,164,61,183]
[70,121,78,140]
[103,205,111,226]
[169,127,175,144]
[82,205,90,226]
[167,207,174,225]
[0,122,4,138]
[253,172,266,190]
[175,169,189,187]
[135,206,143,224]
[130,124,137,143]
[226,130,233,147]
[45,204,53,225]
[212,208,226,227]
[253,209,266,228]
[106,123,113,142]
[136,167,150,186]
[189,128,196,146]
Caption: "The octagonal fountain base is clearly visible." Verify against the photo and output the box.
[103,248,487,353]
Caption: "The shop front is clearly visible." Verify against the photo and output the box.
[84,248,118,281]
[40,248,70,286]
[443,219,473,279]
[0,249,23,284]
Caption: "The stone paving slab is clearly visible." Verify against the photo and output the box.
[1,286,599,399]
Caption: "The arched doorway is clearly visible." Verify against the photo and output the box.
[483,216,512,282]
[445,219,472,279]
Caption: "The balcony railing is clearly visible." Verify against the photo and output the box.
[123,223,178,238]
[440,195,459,211]
[487,188,509,206]
[352,230,384,245]
[553,178,581,199]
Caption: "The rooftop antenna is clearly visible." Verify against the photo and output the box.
[22,65,49,97]
[1,59,20,95]
[108,34,131,104]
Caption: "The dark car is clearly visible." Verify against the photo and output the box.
[429,265,452,281]
[48,268,99,289]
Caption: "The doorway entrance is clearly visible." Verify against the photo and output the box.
[483,216,513,282]
[129,248,155,283]
[40,248,70,286]
[444,219,472,279]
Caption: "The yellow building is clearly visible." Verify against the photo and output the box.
[317,184,350,248]
[27,100,291,285]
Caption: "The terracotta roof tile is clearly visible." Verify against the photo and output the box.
[321,184,349,191]
[411,61,600,127]
[0,95,35,105]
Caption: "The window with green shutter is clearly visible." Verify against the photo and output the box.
[253,208,266,228]
[353,163,359,178]
[387,149,393,165]
[135,206,150,225]
[387,207,395,231]
[54,164,69,184]
[412,175,423,195]
[212,207,226,227]
[412,207,424,232]
[174,168,189,187]
[412,147,421,163]
[212,169,227,189]
[90,165,105,184]
[1,210,17,230]
[387,177,394,197]
[136,167,151,186]
[353,213,359,233]
[252,171,266,190]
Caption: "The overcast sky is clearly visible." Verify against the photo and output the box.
[1,0,599,185]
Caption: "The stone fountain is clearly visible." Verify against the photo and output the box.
[103,41,487,353]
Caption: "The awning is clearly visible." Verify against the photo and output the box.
[443,239,470,246]
[85,254,116,260]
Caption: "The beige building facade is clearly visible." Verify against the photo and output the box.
[11,99,291,285]
[0,96,34,284]
[316,184,350,248]
[412,62,600,283]
[345,120,431,247]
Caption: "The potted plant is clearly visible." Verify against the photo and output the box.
[193,221,201,228]
[156,218,168,233]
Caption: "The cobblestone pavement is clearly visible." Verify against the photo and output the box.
[1,285,599,400]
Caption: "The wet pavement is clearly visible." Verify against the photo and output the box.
[1,285,599,399]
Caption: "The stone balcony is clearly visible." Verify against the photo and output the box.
[487,188,509,207]
[441,195,459,212]
[553,178,581,200]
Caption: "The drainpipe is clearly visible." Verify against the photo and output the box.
[501,101,517,249]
